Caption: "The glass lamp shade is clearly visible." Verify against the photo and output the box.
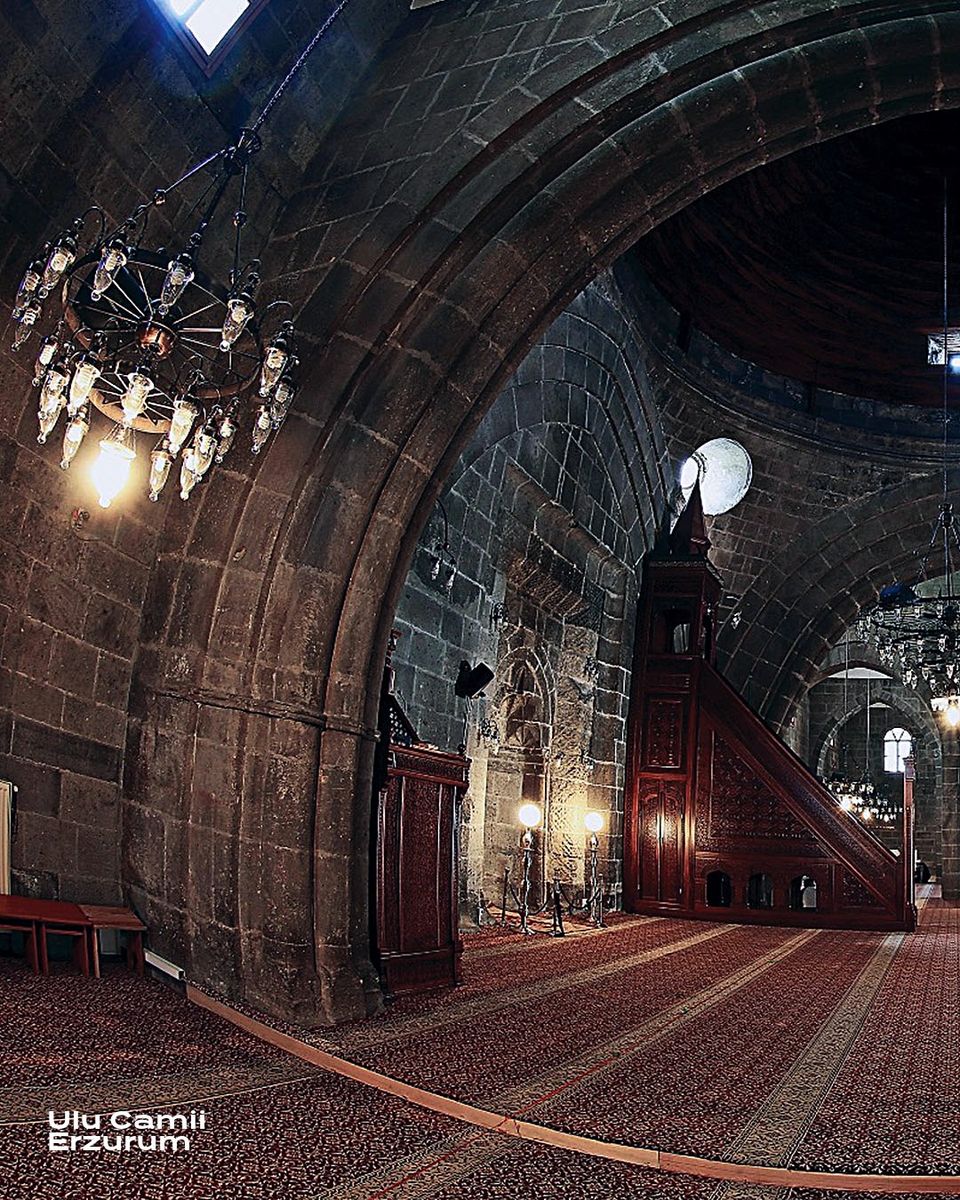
[584,811,603,834]
[159,253,195,313]
[518,803,542,829]
[148,443,174,502]
[68,358,101,413]
[12,303,40,349]
[90,424,136,508]
[33,334,59,383]
[220,294,253,351]
[168,398,199,454]
[258,340,289,396]
[40,236,77,296]
[91,239,128,300]
[13,262,41,317]
[121,367,153,425]
[60,407,89,470]
[214,415,237,463]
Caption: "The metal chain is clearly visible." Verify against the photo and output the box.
[249,0,352,136]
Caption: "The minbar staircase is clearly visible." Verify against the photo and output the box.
[622,486,915,932]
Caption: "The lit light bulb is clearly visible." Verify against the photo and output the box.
[220,294,253,351]
[60,406,89,470]
[518,803,542,829]
[90,425,136,508]
[584,811,603,834]
[270,375,297,426]
[861,807,873,823]
[214,414,237,463]
[947,701,960,729]
[13,261,42,318]
[179,456,199,501]
[12,303,40,350]
[68,356,101,413]
[148,442,173,502]
[40,363,68,412]
[838,796,854,813]
[120,366,153,425]
[33,334,60,385]
[258,329,292,395]
[37,368,68,444]
[91,238,128,300]
[178,426,216,500]
[40,234,77,297]
[167,397,199,454]
[158,252,194,314]
[251,406,272,454]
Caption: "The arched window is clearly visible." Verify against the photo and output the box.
[789,875,818,911]
[706,870,732,908]
[883,728,912,774]
[746,873,774,909]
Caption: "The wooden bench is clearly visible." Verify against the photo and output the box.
[0,896,146,976]
[79,904,146,977]
[0,896,91,974]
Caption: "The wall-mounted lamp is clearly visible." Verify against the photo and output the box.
[517,803,542,935]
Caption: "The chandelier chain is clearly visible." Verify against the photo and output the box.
[249,0,352,137]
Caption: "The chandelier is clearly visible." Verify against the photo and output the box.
[7,2,347,510]
[859,178,960,725]
[826,648,879,824]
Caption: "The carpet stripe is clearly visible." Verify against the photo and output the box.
[0,1064,318,1125]
[192,986,960,1193]
[304,930,820,1199]
[465,914,661,959]
[322,920,735,1052]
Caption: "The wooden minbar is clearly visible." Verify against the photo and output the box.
[373,633,469,997]
[623,483,915,932]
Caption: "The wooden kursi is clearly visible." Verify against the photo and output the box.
[623,484,916,932]
[373,633,469,997]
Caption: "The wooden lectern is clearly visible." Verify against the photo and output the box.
[374,633,468,996]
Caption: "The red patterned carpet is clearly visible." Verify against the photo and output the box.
[2,894,959,1198]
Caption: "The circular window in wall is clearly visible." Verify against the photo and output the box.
[679,437,752,515]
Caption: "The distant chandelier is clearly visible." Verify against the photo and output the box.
[860,177,960,725]
[826,653,879,823]
[7,1,348,509]
[829,772,877,821]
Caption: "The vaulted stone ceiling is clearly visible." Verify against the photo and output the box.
[633,111,960,408]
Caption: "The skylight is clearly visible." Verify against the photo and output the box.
[158,0,267,71]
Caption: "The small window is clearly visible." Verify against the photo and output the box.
[883,728,912,774]
[155,0,268,72]
[746,872,774,909]
[706,870,732,908]
[789,875,818,911]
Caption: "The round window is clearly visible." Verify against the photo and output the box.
[679,437,752,515]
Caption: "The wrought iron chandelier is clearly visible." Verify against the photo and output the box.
[7,1,347,510]
[858,178,960,726]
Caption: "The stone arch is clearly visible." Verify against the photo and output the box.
[723,471,954,730]
[129,4,960,1021]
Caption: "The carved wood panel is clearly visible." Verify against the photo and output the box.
[698,728,821,854]
[643,697,685,769]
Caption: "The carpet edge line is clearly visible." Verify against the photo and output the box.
[188,985,960,1195]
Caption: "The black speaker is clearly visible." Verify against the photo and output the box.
[454,660,494,699]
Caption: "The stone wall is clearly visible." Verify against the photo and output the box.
[807,677,944,874]
[0,0,406,906]
[392,276,669,915]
